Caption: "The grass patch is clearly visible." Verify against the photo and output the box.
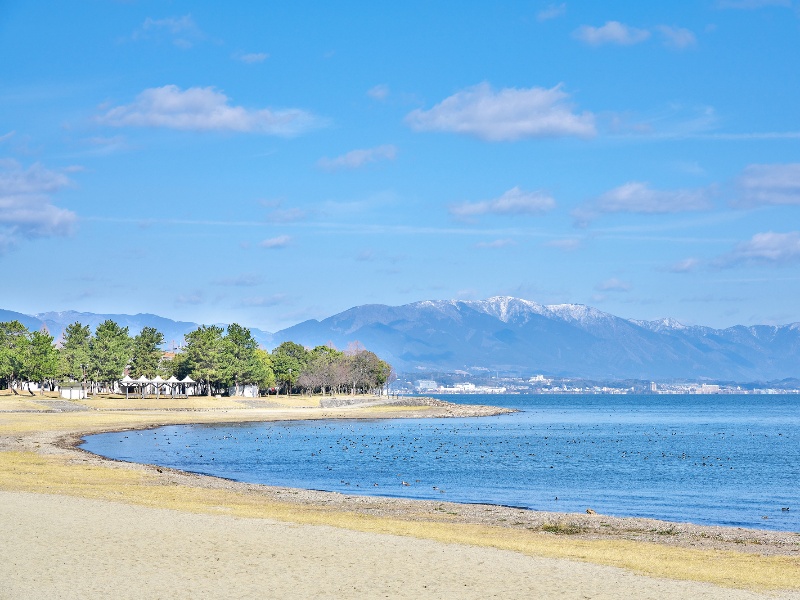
[541,522,588,536]
[265,395,321,408]
[80,396,248,411]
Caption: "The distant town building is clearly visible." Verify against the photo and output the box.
[415,380,438,392]
[697,384,721,394]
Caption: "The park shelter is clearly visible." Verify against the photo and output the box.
[152,375,165,399]
[179,375,196,396]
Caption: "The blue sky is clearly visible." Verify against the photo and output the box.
[2,1,800,332]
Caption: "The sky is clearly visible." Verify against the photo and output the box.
[2,1,800,333]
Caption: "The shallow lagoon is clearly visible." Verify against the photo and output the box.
[81,394,800,531]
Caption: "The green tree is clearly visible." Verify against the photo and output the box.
[302,345,343,395]
[129,326,165,378]
[58,322,91,382]
[271,341,308,395]
[347,350,391,395]
[89,320,133,392]
[183,325,225,396]
[0,321,30,393]
[253,349,276,392]
[23,328,59,395]
[222,323,261,388]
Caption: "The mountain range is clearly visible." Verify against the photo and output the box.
[3,297,799,381]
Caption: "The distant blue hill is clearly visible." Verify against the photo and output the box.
[3,297,799,380]
[269,297,800,381]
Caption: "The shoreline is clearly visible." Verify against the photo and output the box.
[68,417,800,549]
[1,395,799,596]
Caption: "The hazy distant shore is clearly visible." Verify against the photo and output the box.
[1,393,798,598]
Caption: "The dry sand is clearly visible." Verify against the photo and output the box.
[1,393,799,599]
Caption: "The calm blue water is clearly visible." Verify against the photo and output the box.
[80,394,800,531]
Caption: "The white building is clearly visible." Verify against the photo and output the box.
[415,380,438,392]
[59,383,87,400]
[228,384,259,398]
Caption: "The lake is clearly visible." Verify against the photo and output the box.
[80,393,800,531]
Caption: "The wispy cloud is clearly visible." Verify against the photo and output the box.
[657,25,697,49]
[573,21,651,46]
[717,0,791,8]
[239,294,287,307]
[545,238,582,251]
[131,14,206,49]
[175,291,205,306]
[266,207,310,223]
[537,3,566,21]
[475,239,516,249]
[573,181,714,225]
[259,235,291,249]
[667,257,701,273]
[0,159,77,252]
[234,52,268,64]
[405,83,595,141]
[367,84,390,100]
[595,277,632,292]
[717,231,800,266]
[212,273,263,287]
[97,85,320,136]
[575,22,697,49]
[450,186,556,219]
[735,163,800,206]
[317,144,397,170]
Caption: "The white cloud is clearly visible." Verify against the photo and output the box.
[668,258,701,273]
[235,52,268,64]
[367,84,390,100]
[596,277,632,292]
[260,235,291,249]
[175,291,205,305]
[721,231,800,265]
[736,163,800,206]
[574,181,713,224]
[266,207,310,222]
[317,145,397,170]
[0,159,76,251]
[405,83,595,141]
[475,239,516,249]
[132,15,205,49]
[537,3,566,21]
[573,21,651,46]
[450,186,556,219]
[212,273,263,287]
[545,238,581,251]
[717,0,791,8]
[240,294,287,307]
[356,249,375,261]
[657,25,697,49]
[98,85,319,136]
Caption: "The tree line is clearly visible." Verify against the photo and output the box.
[0,319,393,397]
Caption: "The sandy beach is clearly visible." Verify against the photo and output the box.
[1,393,799,599]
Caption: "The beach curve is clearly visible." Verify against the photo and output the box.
[1,394,799,599]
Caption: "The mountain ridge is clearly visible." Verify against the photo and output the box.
[2,297,799,381]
